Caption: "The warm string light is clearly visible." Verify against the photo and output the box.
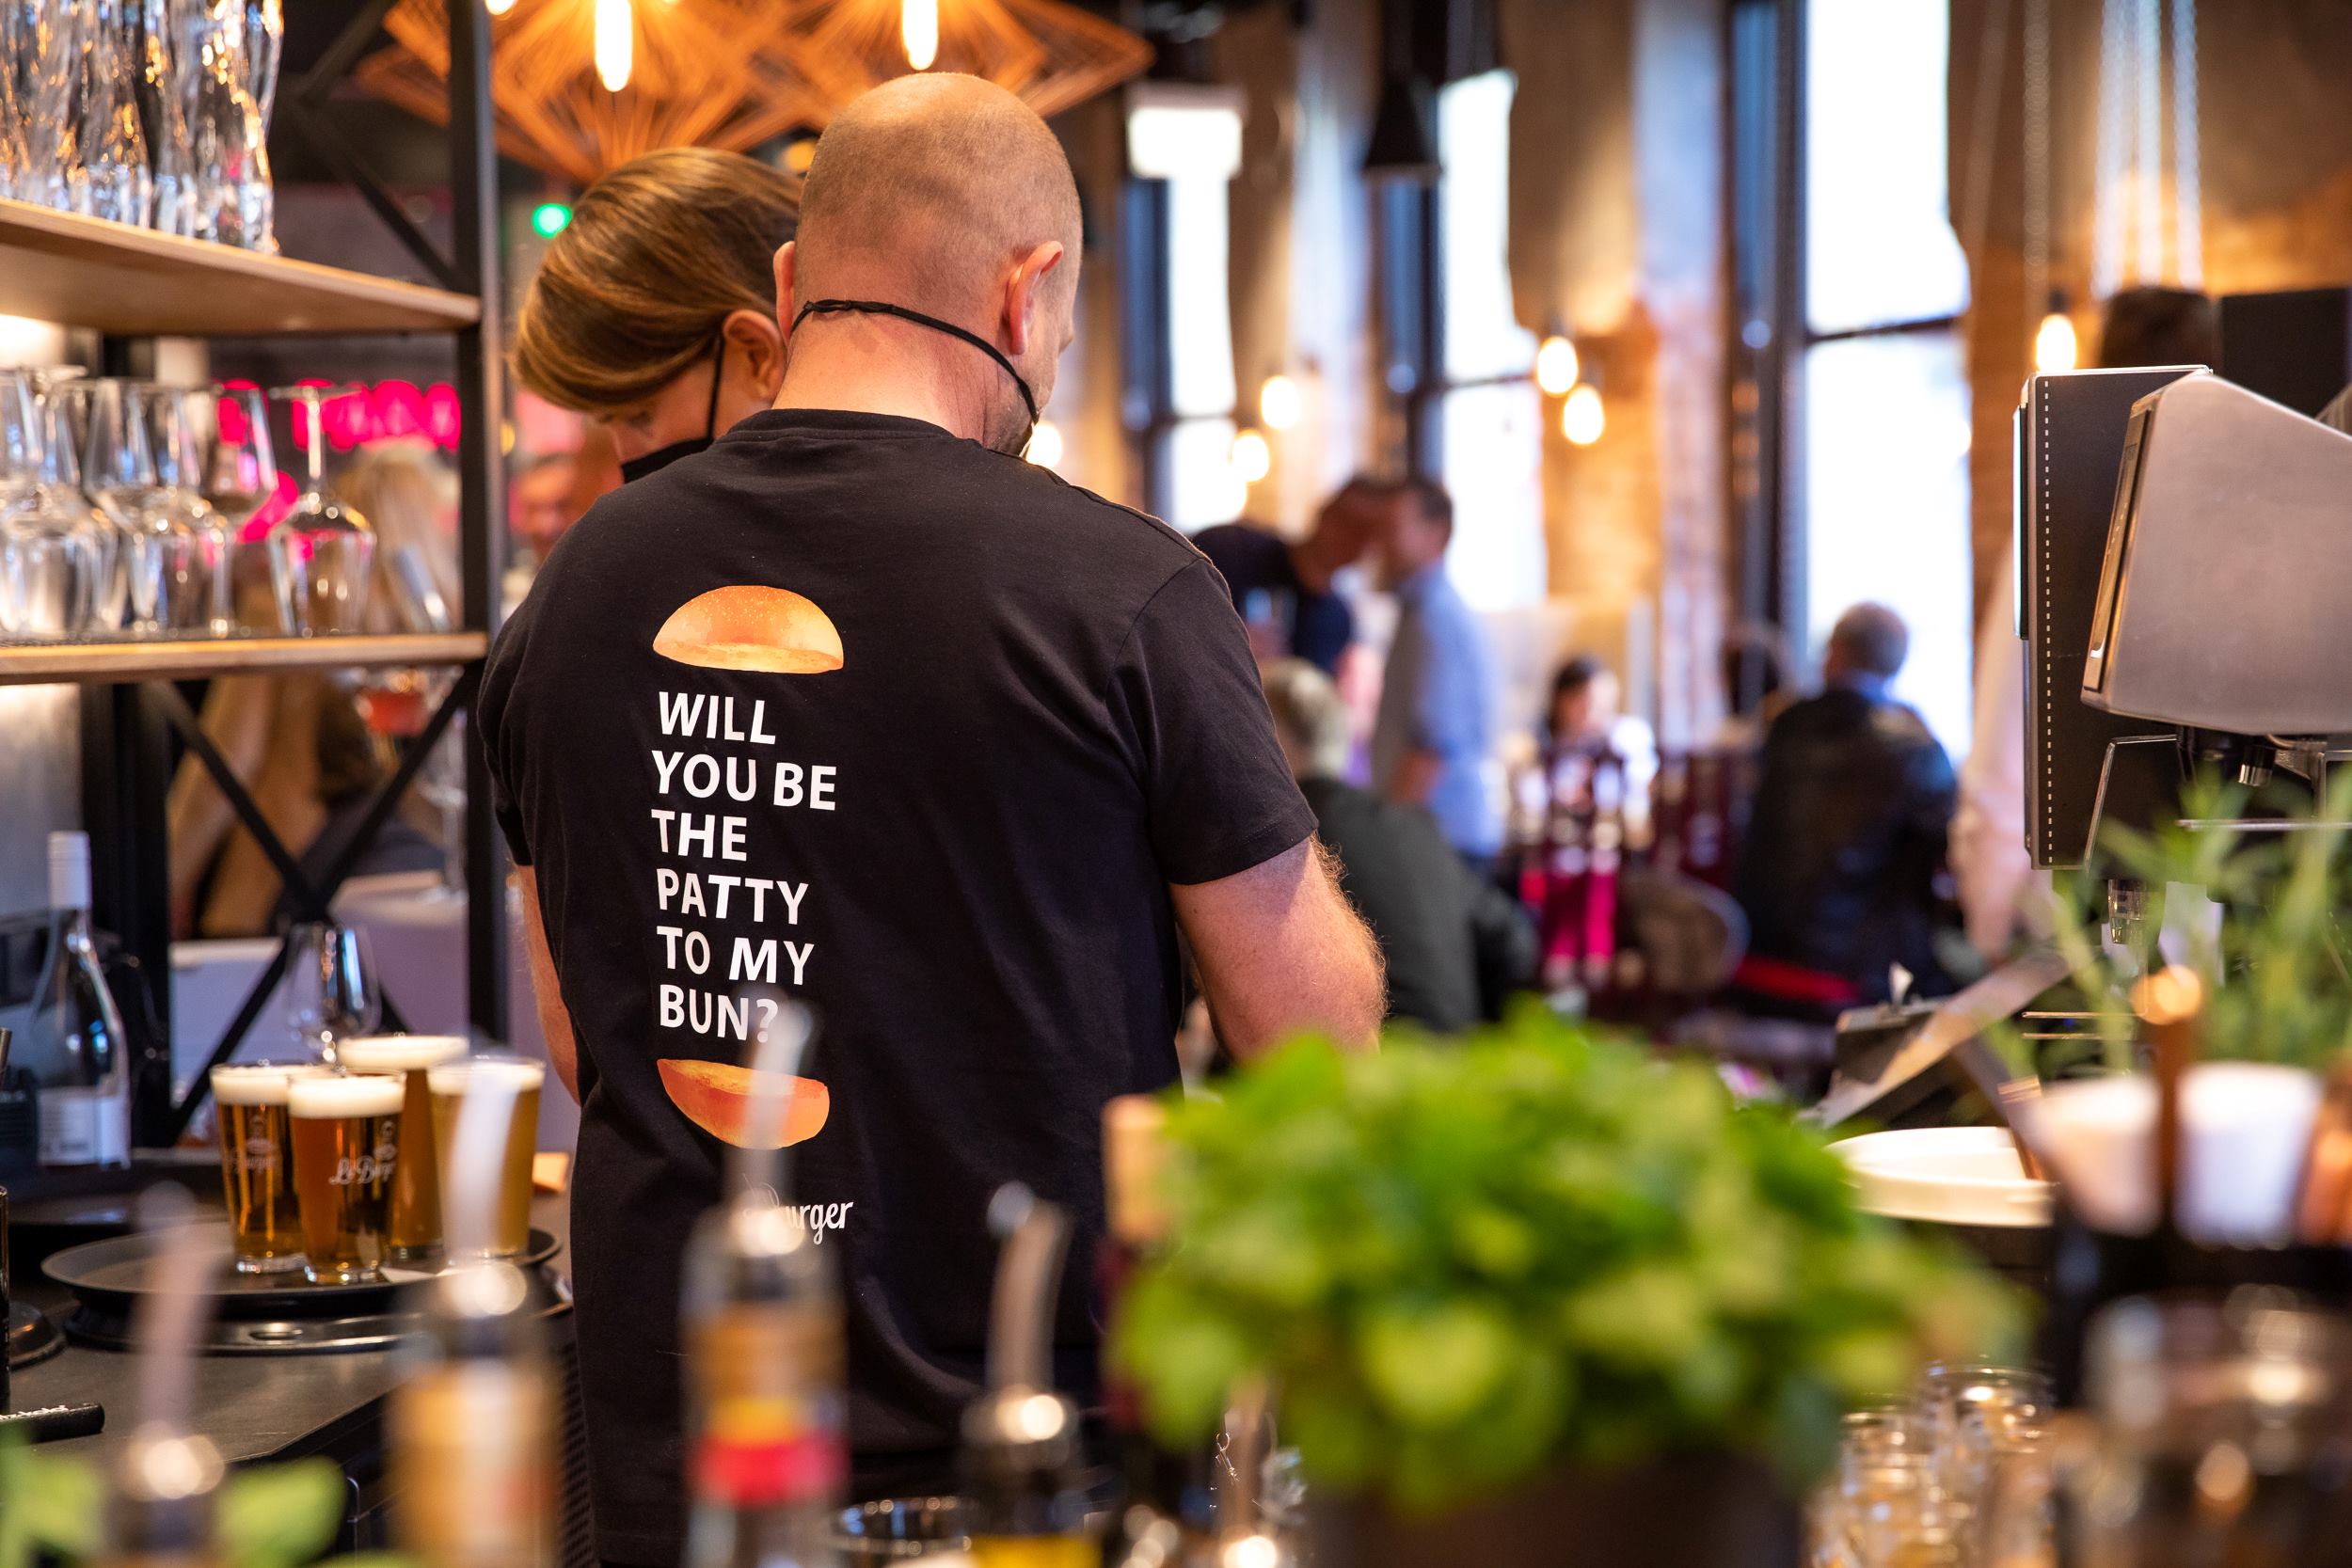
[901,0,939,70]
[2035,310,2079,373]
[1534,334,1579,397]
[1562,383,1605,447]
[1024,420,1064,468]
[595,0,632,91]
[1258,373,1301,432]
[485,0,516,12]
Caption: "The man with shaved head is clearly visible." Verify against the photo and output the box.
[481,73,1383,1565]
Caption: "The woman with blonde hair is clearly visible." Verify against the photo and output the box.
[514,147,801,482]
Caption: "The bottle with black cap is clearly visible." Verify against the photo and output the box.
[389,1067,558,1568]
[962,1184,1095,1568]
[681,997,846,1568]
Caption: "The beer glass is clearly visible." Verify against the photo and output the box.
[428,1056,543,1259]
[208,1060,329,1274]
[339,1035,467,1262]
[288,1072,405,1284]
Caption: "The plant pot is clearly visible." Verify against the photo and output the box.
[1308,1449,1802,1568]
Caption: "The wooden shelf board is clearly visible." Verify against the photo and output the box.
[0,198,479,338]
[0,631,488,687]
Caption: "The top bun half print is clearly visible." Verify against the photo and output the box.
[655,585,844,674]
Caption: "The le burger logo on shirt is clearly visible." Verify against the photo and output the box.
[645,584,849,1238]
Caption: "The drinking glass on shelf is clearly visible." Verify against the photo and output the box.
[22,0,83,212]
[142,0,199,237]
[0,5,26,204]
[182,0,268,248]
[282,919,381,1063]
[71,0,155,227]
[0,371,39,521]
[82,378,172,635]
[238,0,280,251]
[3,383,108,641]
[143,386,230,634]
[267,385,375,636]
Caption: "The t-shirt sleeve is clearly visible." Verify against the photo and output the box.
[473,606,534,868]
[1108,557,1318,885]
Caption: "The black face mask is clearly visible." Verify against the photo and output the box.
[790,298,1039,455]
[618,338,728,485]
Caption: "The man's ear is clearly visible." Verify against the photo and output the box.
[773,241,798,342]
[1002,241,1067,357]
[722,309,787,397]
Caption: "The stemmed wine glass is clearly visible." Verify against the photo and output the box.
[266,385,374,636]
[282,919,380,1064]
[82,379,173,635]
[3,378,107,641]
[202,384,278,635]
[142,387,230,634]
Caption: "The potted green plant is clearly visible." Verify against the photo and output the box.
[1111,1010,2013,1568]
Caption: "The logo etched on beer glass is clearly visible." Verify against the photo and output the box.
[288,1073,406,1285]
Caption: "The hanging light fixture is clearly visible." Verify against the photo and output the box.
[2035,291,2078,374]
[1258,374,1301,433]
[1231,428,1272,485]
[1534,334,1578,397]
[901,0,939,70]
[594,0,632,91]
[485,0,516,12]
[1562,383,1605,447]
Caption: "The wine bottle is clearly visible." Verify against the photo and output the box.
[964,1186,1095,1568]
[682,998,847,1568]
[24,832,131,1168]
[390,1070,558,1568]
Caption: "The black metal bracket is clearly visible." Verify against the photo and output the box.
[286,0,465,293]
[155,668,478,1145]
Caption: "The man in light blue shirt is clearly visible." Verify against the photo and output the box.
[1369,478,1502,865]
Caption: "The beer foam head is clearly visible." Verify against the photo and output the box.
[426,1057,546,1098]
[288,1073,406,1120]
[210,1062,332,1106]
[337,1035,469,1075]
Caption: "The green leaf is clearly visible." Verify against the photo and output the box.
[219,1458,354,1568]
[1357,1301,1515,1428]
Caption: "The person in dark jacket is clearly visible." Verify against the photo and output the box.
[1736,603,1957,1011]
[1263,659,1535,1031]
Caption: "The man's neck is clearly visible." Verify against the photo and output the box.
[771,319,999,445]
[1288,536,1337,593]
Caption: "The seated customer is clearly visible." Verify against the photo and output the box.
[1263,659,1535,1032]
[1194,479,1381,673]
[1735,603,1957,1011]
[1545,655,1660,837]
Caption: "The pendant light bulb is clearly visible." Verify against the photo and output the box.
[1534,335,1579,397]
[1231,428,1272,484]
[2035,309,2079,374]
[1258,374,1302,433]
[594,0,632,91]
[1562,384,1606,447]
[902,0,939,71]
[485,0,516,13]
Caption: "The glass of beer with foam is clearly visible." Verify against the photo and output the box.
[210,1061,333,1274]
[288,1072,405,1284]
[337,1035,467,1261]
[428,1055,544,1259]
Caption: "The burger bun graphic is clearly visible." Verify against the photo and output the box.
[654,585,844,674]
[658,1059,831,1148]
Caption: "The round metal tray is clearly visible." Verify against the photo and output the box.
[43,1221,566,1354]
[7,1301,64,1370]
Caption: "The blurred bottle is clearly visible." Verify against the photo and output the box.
[1100,1098,1216,1567]
[99,1188,226,1568]
[390,1069,557,1568]
[964,1186,1095,1568]
[23,832,132,1168]
[682,1000,846,1568]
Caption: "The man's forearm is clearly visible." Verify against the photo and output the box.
[516,867,583,1102]
[1177,839,1385,1059]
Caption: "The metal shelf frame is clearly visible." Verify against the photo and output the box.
[43,0,510,1147]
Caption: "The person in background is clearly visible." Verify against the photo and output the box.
[511,451,580,558]
[511,148,800,483]
[1737,603,1958,1011]
[1951,286,2218,958]
[1370,477,1502,869]
[342,440,460,632]
[1264,659,1534,1032]
[1193,480,1382,673]
[1545,655,1660,836]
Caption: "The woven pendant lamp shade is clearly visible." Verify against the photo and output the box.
[356,0,1152,184]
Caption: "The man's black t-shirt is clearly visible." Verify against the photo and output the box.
[478,409,1315,1565]
[1191,522,1353,674]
